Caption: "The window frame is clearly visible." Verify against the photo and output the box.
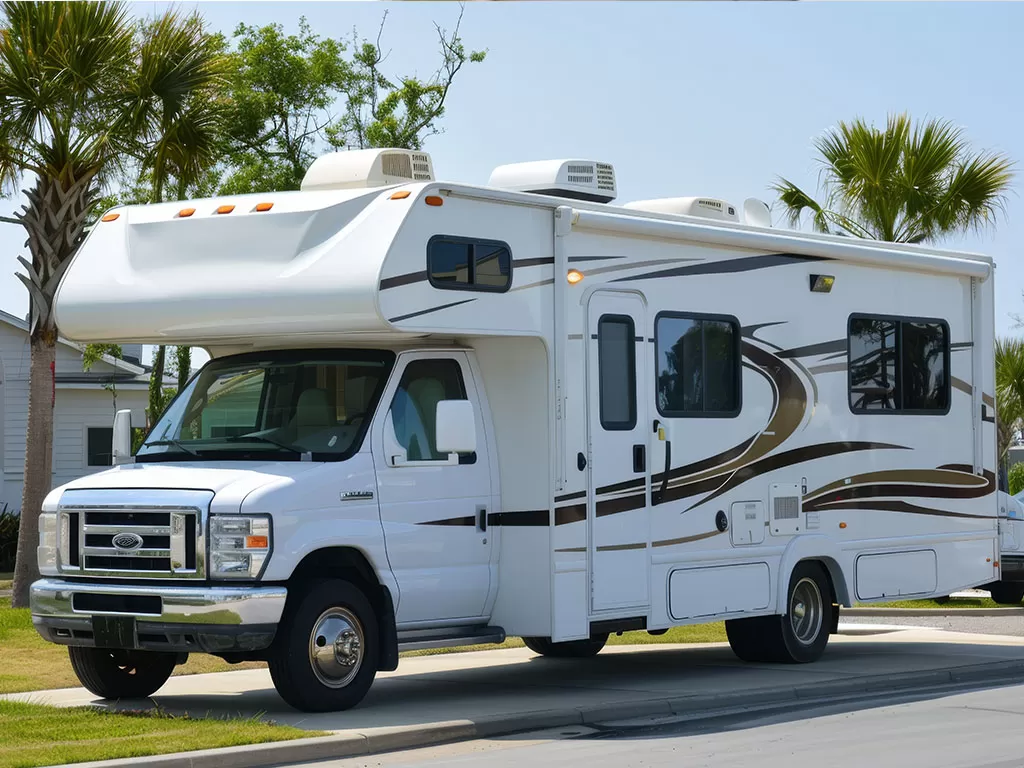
[847,312,951,416]
[654,310,743,419]
[597,313,638,431]
[426,234,513,294]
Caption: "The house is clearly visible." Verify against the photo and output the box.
[0,309,163,508]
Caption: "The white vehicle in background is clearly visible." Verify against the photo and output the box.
[30,148,1000,712]
[988,489,1024,603]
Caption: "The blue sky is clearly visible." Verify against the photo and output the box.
[2,1,1023,356]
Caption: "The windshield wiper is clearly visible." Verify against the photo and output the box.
[224,433,305,454]
[142,438,199,456]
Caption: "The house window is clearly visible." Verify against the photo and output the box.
[849,314,949,413]
[87,427,113,467]
[598,315,637,430]
[427,236,512,292]
[655,313,741,417]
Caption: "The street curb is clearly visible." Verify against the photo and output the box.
[52,658,1024,768]
[844,607,1024,617]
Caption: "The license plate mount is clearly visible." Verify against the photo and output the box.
[91,615,137,648]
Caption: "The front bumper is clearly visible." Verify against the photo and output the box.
[30,578,287,654]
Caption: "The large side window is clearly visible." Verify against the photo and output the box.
[849,314,949,414]
[427,236,512,293]
[655,313,741,417]
[391,359,475,463]
[597,315,637,430]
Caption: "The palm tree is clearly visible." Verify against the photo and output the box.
[996,337,1024,473]
[772,113,1014,243]
[0,1,226,607]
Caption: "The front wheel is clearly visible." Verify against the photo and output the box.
[68,647,176,699]
[727,561,833,664]
[268,579,379,712]
[522,633,609,658]
[988,582,1024,605]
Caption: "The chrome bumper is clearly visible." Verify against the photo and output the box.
[30,578,287,653]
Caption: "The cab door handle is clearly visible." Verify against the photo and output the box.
[633,444,646,473]
[478,507,487,532]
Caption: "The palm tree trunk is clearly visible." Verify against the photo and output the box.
[149,345,167,427]
[175,345,192,392]
[11,332,56,607]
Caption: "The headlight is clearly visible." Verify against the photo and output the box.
[209,515,271,579]
[38,512,58,575]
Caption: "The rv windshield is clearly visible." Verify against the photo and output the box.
[135,350,395,463]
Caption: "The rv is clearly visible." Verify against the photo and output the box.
[31,148,999,712]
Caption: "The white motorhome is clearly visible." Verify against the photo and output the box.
[31,148,999,712]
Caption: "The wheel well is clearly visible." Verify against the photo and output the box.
[286,547,399,672]
[797,556,849,607]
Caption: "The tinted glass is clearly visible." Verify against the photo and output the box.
[704,320,738,411]
[901,321,948,411]
[391,359,470,461]
[656,315,739,416]
[474,243,511,289]
[598,316,637,430]
[87,427,113,467]
[428,241,472,285]
[849,318,898,411]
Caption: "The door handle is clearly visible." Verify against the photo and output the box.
[478,507,488,532]
[633,444,646,473]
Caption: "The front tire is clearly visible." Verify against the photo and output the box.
[268,579,379,712]
[726,561,833,664]
[68,647,176,699]
[988,582,1024,605]
[522,633,609,658]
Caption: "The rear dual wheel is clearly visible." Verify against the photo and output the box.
[726,561,833,664]
[522,633,609,658]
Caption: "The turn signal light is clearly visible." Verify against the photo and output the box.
[390,190,411,200]
[100,212,120,222]
[424,195,444,207]
[245,535,269,549]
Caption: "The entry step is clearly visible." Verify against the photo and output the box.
[398,625,506,652]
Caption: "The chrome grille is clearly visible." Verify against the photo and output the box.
[57,489,211,580]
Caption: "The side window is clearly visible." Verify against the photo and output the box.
[655,313,740,417]
[849,315,949,414]
[427,236,512,292]
[598,315,637,430]
[390,359,476,463]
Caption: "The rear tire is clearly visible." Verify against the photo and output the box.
[522,633,609,658]
[268,579,379,712]
[988,582,1024,605]
[68,647,176,699]
[727,561,833,664]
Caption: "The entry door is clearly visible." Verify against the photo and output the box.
[587,291,651,611]
[373,352,494,623]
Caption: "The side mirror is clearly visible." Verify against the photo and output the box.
[112,409,133,466]
[436,400,476,455]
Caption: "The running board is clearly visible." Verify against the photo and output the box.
[397,625,506,652]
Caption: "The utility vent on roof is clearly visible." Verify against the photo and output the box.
[488,159,617,203]
[623,196,740,222]
[301,148,435,191]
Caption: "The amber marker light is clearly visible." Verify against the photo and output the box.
[838,522,847,529]
[177,208,196,218]
[216,204,235,214]
[246,535,269,549]
[567,269,584,285]
[254,202,273,212]
[390,190,411,200]
[424,195,444,207]
[100,212,120,222]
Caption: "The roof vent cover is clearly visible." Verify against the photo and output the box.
[488,159,617,203]
[301,148,435,191]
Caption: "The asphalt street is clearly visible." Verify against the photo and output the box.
[296,681,1024,768]
[854,613,1024,637]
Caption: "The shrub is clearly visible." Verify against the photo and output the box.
[1010,464,1024,496]
[0,504,18,572]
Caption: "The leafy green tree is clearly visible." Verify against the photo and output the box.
[221,8,485,195]
[772,113,1014,243]
[997,337,1024,469]
[0,1,225,607]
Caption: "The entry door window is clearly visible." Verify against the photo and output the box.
[391,359,475,463]
[597,315,637,431]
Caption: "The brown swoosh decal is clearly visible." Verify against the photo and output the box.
[777,339,846,359]
[652,529,722,548]
[810,499,992,520]
[388,298,476,323]
[612,253,832,284]
[805,468,989,503]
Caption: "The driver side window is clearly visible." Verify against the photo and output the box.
[391,359,475,464]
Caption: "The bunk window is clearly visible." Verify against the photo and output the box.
[655,313,741,418]
[848,314,950,413]
[427,236,512,293]
[598,315,637,430]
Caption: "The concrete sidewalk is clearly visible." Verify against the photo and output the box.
[7,627,1024,768]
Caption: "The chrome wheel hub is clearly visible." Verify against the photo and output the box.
[789,577,822,646]
[309,607,364,688]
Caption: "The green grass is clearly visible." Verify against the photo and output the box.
[0,599,266,695]
[0,573,12,591]
[858,597,1001,609]
[0,700,314,768]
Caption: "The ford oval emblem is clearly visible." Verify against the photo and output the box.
[112,532,143,551]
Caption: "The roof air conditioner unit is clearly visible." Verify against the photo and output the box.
[301,148,435,191]
[623,196,740,222]
[488,159,617,203]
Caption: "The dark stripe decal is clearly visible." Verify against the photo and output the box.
[556,504,587,526]
[491,509,550,526]
[611,253,831,284]
[597,542,646,552]
[555,491,587,503]
[652,530,722,548]
[418,515,475,527]
[380,257,554,290]
[810,499,991,520]
[513,257,555,269]
[568,256,626,263]
[388,298,476,323]
[777,339,846,360]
